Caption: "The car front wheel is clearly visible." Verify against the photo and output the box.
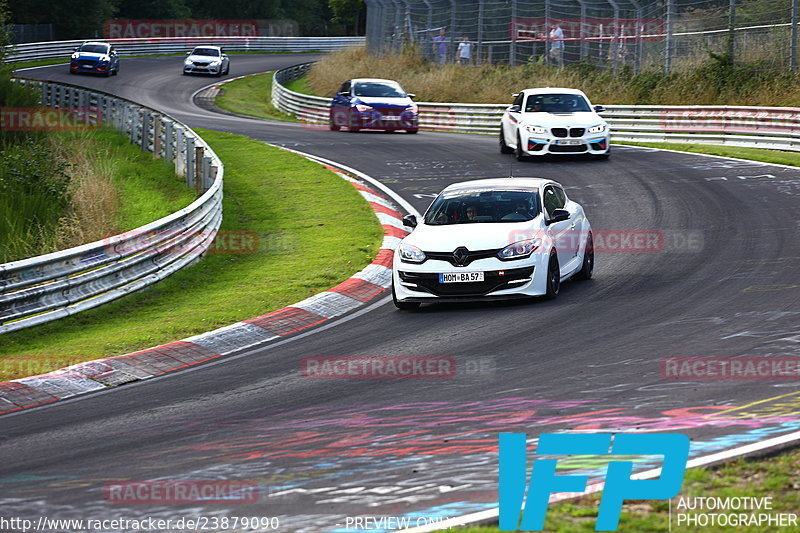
[574,233,594,280]
[545,252,560,299]
[499,130,514,154]
[515,133,528,161]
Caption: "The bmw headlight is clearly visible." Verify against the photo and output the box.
[498,239,540,260]
[184,58,192,65]
[355,104,374,112]
[71,53,79,59]
[524,125,547,134]
[588,124,606,134]
[399,243,426,263]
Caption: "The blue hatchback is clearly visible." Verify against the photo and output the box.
[329,78,419,133]
[70,42,119,77]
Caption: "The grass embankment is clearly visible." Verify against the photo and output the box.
[215,72,297,122]
[0,130,382,381]
[459,447,800,532]
[307,47,800,106]
[1,128,193,262]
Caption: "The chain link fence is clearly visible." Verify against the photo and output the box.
[364,0,800,72]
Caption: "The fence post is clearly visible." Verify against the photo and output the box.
[510,0,517,66]
[141,111,151,151]
[728,0,736,64]
[185,135,195,188]
[202,156,213,191]
[195,147,205,196]
[164,121,174,163]
[153,117,162,158]
[665,0,675,74]
[477,0,484,63]
[792,0,798,71]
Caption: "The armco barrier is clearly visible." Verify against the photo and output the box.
[271,62,800,151]
[5,36,364,62]
[0,80,223,334]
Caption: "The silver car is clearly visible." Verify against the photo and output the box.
[183,46,230,76]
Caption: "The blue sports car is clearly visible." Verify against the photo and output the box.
[69,42,119,76]
[329,78,419,134]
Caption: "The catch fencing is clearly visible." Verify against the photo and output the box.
[0,81,224,334]
[272,62,800,151]
[5,36,365,62]
[364,0,800,72]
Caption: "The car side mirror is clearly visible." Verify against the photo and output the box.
[186,51,191,55]
[508,104,521,113]
[548,209,570,224]
[594,105,606,113]
[407,93,416,99]
[402,215,418,228]
[512,92,519,97]
[73,47,79,52]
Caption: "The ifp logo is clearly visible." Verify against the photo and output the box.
[499,433,689,531]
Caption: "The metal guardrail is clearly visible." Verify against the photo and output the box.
[271,62,800,151]
[5,36,365,62]
[0,80,224,334]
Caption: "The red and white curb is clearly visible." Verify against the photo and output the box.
[0,153,419,416]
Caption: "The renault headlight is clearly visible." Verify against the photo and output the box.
[498,239,540,260]
[355,104,374,112]
[588,124,606,134]
[399,243,426,263]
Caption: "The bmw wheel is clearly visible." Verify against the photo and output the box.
[499,130,514,154]
[392,283,420,311]
[545,251,561,299]
[515,134,528,161]
[574,233,594,280]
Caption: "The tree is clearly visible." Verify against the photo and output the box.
[329,0,364,34]
[8,0,118,39]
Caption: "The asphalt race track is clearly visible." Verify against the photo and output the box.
[3,54,800,531]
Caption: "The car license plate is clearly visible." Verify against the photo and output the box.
[382,116,400,120]
[439,272,484,283]
[555,139,582,145]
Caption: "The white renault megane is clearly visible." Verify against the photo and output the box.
[392,178,594,310]
[499,88,610,160]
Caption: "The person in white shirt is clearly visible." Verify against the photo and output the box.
[457,35,472,65]
[548,24,565,67]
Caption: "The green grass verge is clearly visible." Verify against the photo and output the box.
[85,128,196,230]
[615,141,800,168]
[283,75,315,95]
[457,447,800,532]
[215,72,298,122]
[0,130,382,380]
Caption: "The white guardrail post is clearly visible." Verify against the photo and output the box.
[271,62,800,151]
[0,79,224,334]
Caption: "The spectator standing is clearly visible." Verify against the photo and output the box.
[456,35,472,65]
[548,23,565,67]
[433,28,449,64]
